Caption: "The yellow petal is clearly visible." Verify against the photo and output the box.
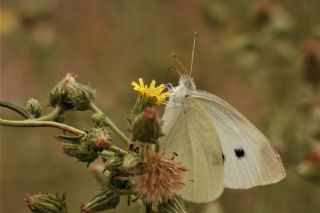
[149,80,156,89]
[131,81,140,88]
[138,78,145,89]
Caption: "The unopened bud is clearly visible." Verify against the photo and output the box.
[86,128,110,151]
[81,187,120,213]
[92,113,107,127]
[158,195,186,213]
[104,155,123,170]
[26,98,42,118]
[25,192,67,213]
[62,142,98,163]
[132,107,162,143]
[49,73,95,111]
[122,152,142,170]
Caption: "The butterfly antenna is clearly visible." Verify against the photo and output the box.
[190,31,198,76]
[171,52,188,74]
[165,66,182,85]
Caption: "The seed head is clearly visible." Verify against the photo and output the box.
[134,149,187,206]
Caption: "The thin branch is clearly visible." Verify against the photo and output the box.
[35,106,64,121]
[0,118,85,135]
[0,101,30,119]
[109,145,128,155]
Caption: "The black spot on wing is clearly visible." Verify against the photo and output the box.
[222,153,225,162]
[234,148,245,159]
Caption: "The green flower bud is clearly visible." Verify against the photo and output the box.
[25,192,68,213]
[62,142,98,163]
[81,187,120,213]
[49,73,95,111]
[86,128,110,151]
[92,113,107,127]
[103,155,123,170]
[158,195,186,213]
[122,152,142,170]
[26,98,42,118]
[132,107,162,143]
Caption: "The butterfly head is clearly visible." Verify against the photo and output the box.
[167,75,196,105]
[179,75,196,91]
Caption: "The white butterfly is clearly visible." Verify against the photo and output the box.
[160,34,286,203]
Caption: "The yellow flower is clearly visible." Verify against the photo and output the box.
[131,78,171,105]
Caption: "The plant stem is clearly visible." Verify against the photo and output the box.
[0,118,84,135]
[89,103,132,145]
[109,145,128,155]
[35,106,64,121]
[0,101,30,119]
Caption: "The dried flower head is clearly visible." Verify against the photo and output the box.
[134,148,187,206]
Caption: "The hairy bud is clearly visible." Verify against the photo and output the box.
[26,98,42,118]
[81,187,120,213]
[132,107,162,143]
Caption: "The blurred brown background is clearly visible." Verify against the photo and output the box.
[1,0,320,212]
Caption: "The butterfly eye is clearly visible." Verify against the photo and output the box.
[234,148,246,159]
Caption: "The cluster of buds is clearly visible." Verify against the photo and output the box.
[25,193,68,213]
[13,76,185,213]
[80,187,120,213]
[49,73,95,111]
[59,128,111,164]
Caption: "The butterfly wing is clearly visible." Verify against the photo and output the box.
[191,90,286,189]
[161,97,224,203]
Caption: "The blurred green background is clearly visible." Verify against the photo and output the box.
[1,0,320,212]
